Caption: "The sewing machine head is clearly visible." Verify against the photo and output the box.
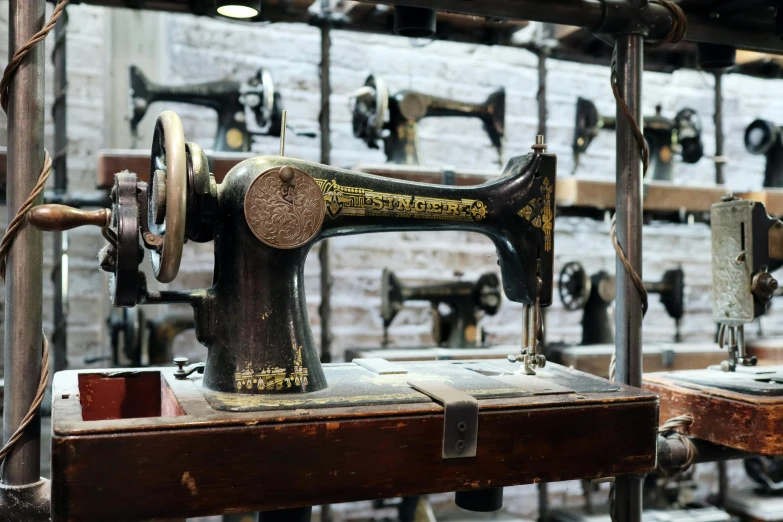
[351,73,505,164]
[129,65,283,152]
[573,98,703,180]
[711,196,783,370]
[559,261,684,345]
[745,119,783,188]
[28,111,556,401]
[381,269,501,348]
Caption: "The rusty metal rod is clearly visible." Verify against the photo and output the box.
[4,0,46,486]
[657,436,753,472]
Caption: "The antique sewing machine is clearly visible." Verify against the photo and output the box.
[745,119,783,188]
[129,65,284,152]
[34,111,658,521]
[573,97,703,181]
[107,307,195,367]
[351,73,505,165]
[380,269,501,349]
[552,261,725,375]
[557,261,685,345]
[645,196,783,458]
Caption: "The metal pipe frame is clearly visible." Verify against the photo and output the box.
[360,0,783,54]
[613,30,644,522]
[318,3,333,521]
[52,5,68,373]
[657,436,754,471]
[714,71,725,185]
[4,0,46,486]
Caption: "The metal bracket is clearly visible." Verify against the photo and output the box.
[408,380,478,459]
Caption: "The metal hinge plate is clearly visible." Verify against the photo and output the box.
[408,379,478,459]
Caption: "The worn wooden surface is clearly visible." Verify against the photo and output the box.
[644,371,783,455]
[345,345,517,362]
[738,190,783,216]
[549,343,726,377]
[52,363,658,521]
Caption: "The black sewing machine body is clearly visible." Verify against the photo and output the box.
[352,74,505,164]
[129,65,283,152]
[745,119,783,188]
[381,269,501,348]
[558,261,684,345]
[573,97,703,181]
[32,112,555,402]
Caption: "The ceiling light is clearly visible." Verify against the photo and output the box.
[215,1,261,19]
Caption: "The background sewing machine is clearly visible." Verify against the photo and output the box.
[129,65,285,152]
[105,308,195,368]
[351,73,505,165]
[549,261,724,375]
[25,113,660,521]
[745,119,783,188]
[644,196,783,522]
[379,269,501,349]
[573,97,704,181]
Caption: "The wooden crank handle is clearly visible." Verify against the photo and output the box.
[27,205,111,231]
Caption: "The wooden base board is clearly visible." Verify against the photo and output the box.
[643,367,783,455]
[52,360,657,521]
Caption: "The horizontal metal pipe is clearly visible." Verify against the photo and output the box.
[657,435,755,472]
[365,0,783,54]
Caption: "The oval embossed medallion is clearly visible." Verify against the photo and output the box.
[244,166,325,249]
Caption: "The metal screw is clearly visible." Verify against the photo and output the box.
[174,357,188,372]
[752,272,779,300]
[531,135,547,152]
[457,422,467,433]
[721,193,738,202]
[455,440,465,452]
[507,354,518,363]
[279,166,295,183]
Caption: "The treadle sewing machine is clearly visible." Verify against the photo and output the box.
[573,97,703,181]
[36,112,657,521]
[129,65,284,152]
[548,262,723,375]
[380,269,501,348]
[644,196,783,456]
[557,261,685,345]
[351,73,505,164]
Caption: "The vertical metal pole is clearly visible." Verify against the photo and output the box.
[318,3,333,522]
[4,0,46,485]
[537,483,549,522]
[52,6,68,372]
[537,49,547,139]
[613,33,644,522]
[714,71,725,185]
[716,461,728,508]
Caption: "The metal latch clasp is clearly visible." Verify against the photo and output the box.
[408,380,478,459]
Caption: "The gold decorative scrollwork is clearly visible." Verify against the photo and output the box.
[519,177,553,252]
[235,344,310,392]
[315,178,488,223]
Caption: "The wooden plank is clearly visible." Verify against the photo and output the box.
[644,371,783,455]
[549,343,726,377]
[52,365,657,521]
[556,178,728,213]
[738,189,783,216]
[746,337,783,365]
[97,149,252,189]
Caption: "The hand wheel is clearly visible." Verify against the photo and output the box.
[148,111,187,284]
[558,261,590,311]
[352,73,389,146]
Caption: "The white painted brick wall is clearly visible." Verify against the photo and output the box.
[1,5,782,366]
